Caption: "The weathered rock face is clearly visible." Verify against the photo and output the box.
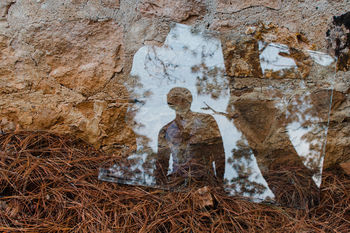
[25,20,124,97]
[222,37,262,78]
[138,0,206,23]
[0,18,134,150]
[323,88,350,171]
[217,0,281,13]
[0,0,349,180]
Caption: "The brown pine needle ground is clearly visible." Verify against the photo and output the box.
[0,131,349,232]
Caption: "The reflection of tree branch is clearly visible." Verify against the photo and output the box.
[202,102,238,119]
[144,47,179,82]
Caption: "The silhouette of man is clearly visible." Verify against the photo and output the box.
[155,87,225,188]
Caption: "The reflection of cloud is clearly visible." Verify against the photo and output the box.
[287,121,323,186]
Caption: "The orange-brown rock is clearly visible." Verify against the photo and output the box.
[310,90,346,121]
[323,91,350,171]
[22,20,124,97]
[138,0,206,23]
[340,160,350,175]
[233,100,276,146]
[255,24,315,79]
[254,24,315,51]
[221,37,262,78]
[0,20,136,151]
[324,123,350,168]
[221,24,317,79]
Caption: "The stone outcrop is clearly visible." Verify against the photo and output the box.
[24,20,124,97]
[0,0,349,179]
[0,19,134,150]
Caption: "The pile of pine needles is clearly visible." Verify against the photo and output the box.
[0,131,349,232]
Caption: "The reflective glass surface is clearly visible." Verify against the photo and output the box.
[99,23,336,208]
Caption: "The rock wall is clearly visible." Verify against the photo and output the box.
[0,0,349,173]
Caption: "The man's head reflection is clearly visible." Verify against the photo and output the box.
[155,87,225,188]
[167,87,192,115]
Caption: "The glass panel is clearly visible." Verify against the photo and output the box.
[99,23,336,208]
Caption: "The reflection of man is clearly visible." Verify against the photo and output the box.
[155,87,225,187]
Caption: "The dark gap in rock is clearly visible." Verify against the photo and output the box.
[333,12,350,30]
[327,12,350,71]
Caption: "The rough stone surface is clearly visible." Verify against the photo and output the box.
[0,18,134,150]
[222,36,262,78]
[323,89,350,170]
[0,0,349,177]
[138,0,206,23]
[0,0,15,19]
[25,20,124,97]
[222,24,319,79]
[217,0,281,13]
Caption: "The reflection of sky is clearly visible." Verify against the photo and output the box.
[287,121,323,186]
[259,42,335,73]
[307,50,334,66]
[259,41,297,73]
[129,23,274,200]
[286,92,328,187]
[130,24,228,152]
[259,41,334,188]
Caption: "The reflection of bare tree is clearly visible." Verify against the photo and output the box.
[227,140,268,198]
[125,74,143,91]
[143,32,228,101]
[191,43,227,99]
[145,47,180,82]
[192,63,226,99]
[285,90,332,179]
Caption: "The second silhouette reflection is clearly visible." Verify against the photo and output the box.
[155,87,226,189]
